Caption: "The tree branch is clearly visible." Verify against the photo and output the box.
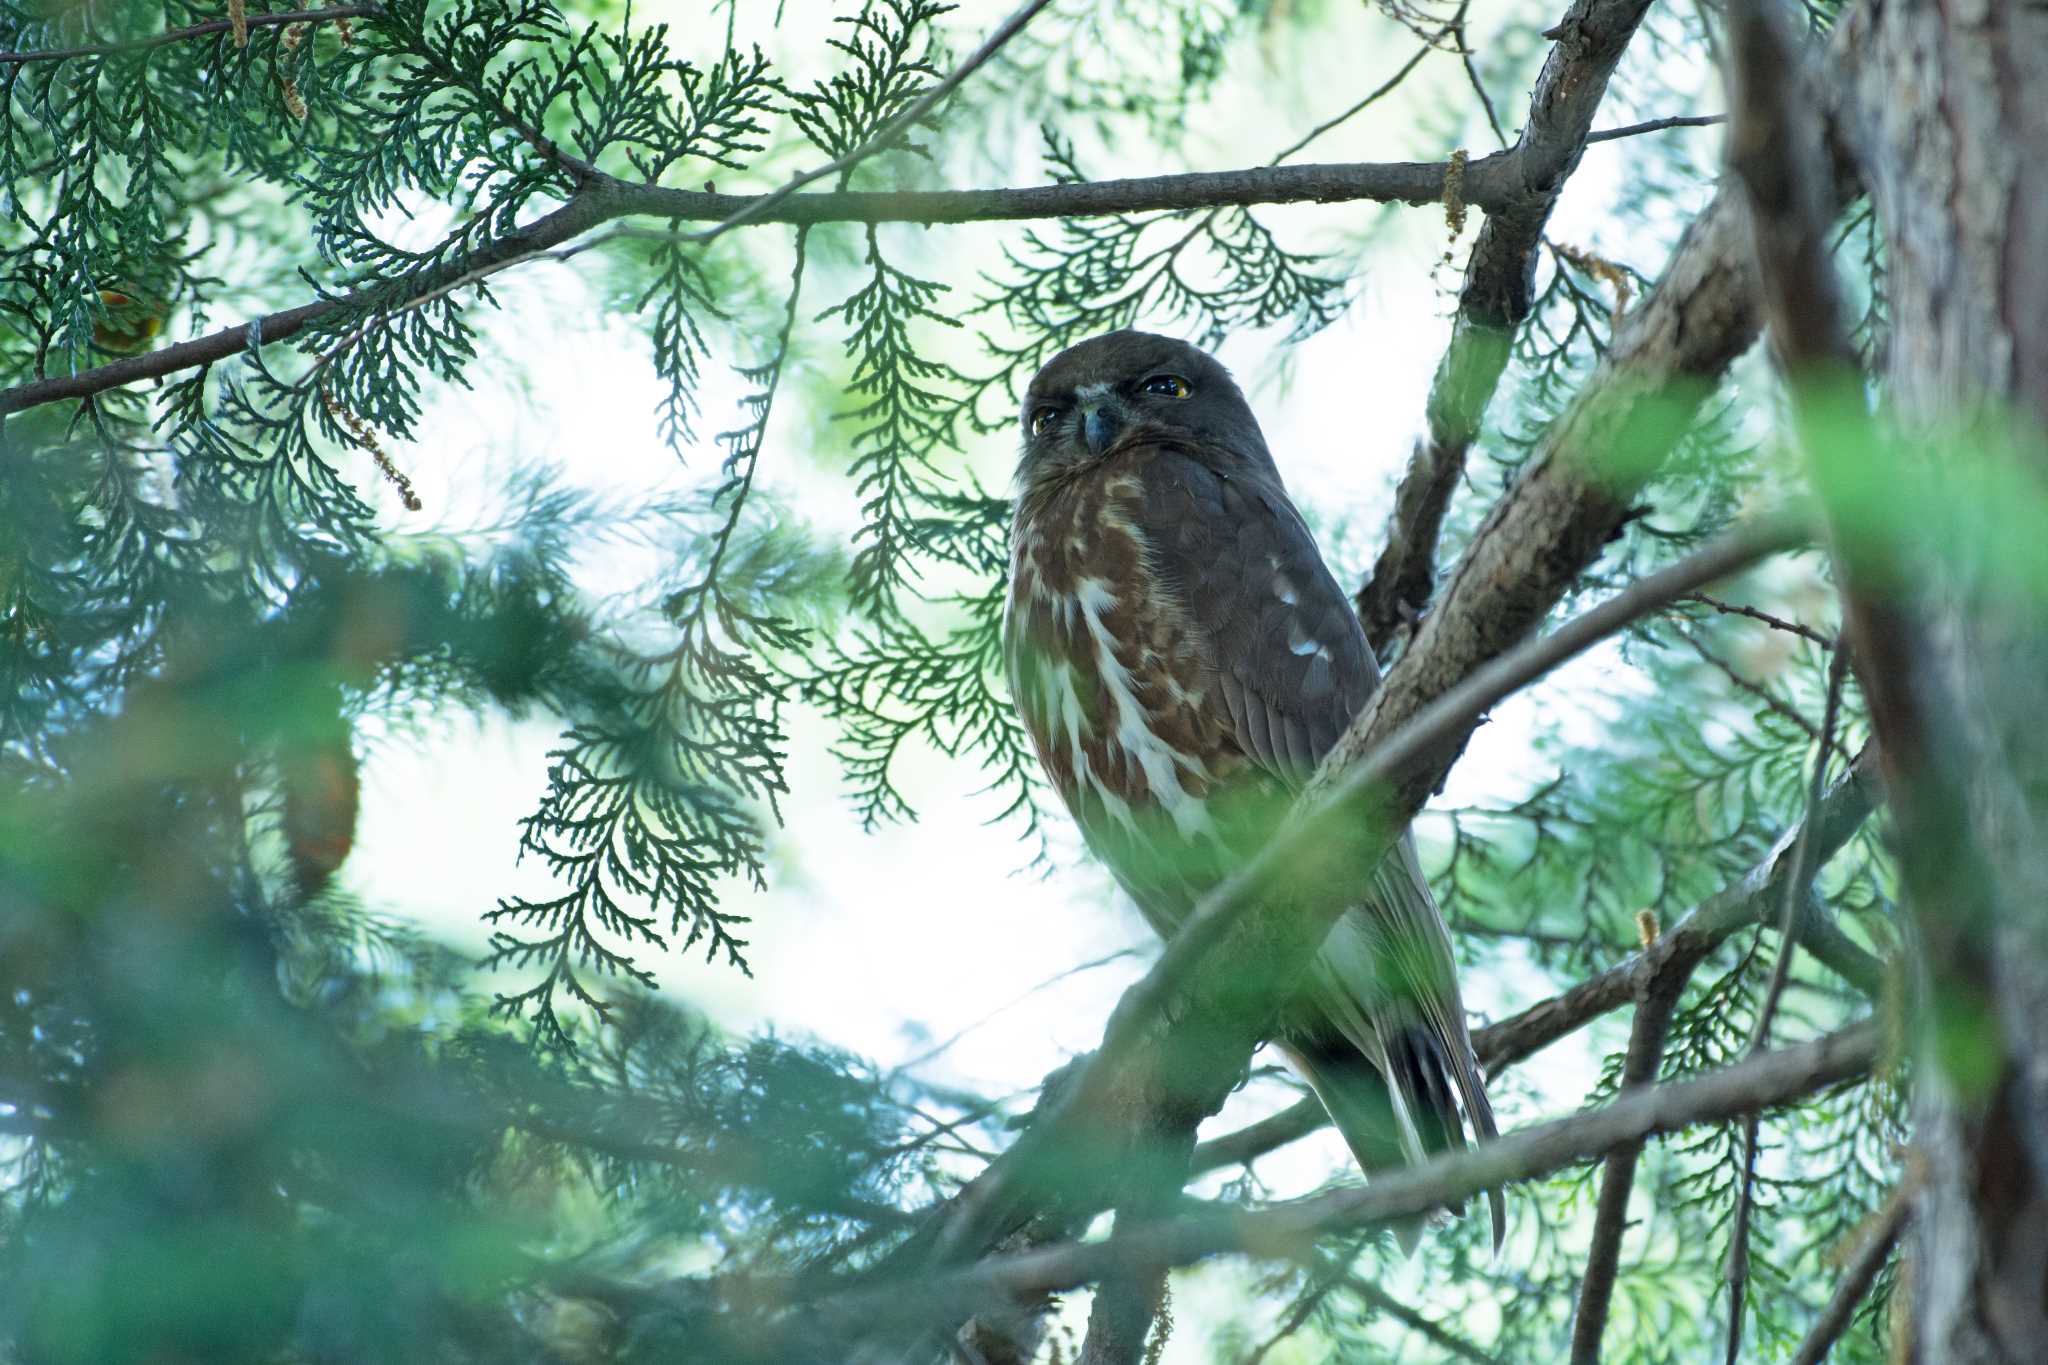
[684,0,1056,244]
[1356,0,1657,658]
[7,0,1750,425]
[1722,4,2048,1357]
[1567,952,1688,1365]
[1328,194,1794,796]
[1683,591,1837,649]
[1585,114,1727,143]
[1188,749,1883,1177]
[0,188,622,417]
[815,1022,1880,1347]
[1670,623,1828,748]
[1786,1180,1911,1365]
[0,4,378,65]
[1725,645,1852,1362]
[1271,13,1457,164]
[0,153,1537,419]
[1345,1273,1507,1365]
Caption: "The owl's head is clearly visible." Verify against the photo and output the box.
[1017,330,1274,483]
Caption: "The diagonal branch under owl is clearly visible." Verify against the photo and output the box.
[1189,749,1882,1178]
[802,1020,1880,1354]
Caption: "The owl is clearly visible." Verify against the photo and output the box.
[1003,329,1502,1248]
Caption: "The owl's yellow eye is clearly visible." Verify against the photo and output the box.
[1141,374,1191,399]
[1029,405,1060,436]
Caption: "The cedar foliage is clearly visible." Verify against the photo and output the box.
[0,0,1906,1360]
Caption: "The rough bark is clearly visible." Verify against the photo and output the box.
[1824,0,2048,1358]
[1318,184,1766,804]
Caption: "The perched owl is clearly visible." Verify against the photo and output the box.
[1003,329,1502,1248]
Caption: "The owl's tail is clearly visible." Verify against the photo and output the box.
[1284,1027,1504,1254]
[1290,837,1506,1254]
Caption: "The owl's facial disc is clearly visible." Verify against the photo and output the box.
[1018,329,1276,485]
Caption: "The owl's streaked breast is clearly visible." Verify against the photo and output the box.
[1003,452,1254,927]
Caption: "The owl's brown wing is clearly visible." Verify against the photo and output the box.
[1137,444,1505,1250]
[1135,446,1371,793]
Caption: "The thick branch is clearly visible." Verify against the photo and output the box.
[1316,192,1814,812]
[1738,2,2048,1355]
[1357,0,1657,656]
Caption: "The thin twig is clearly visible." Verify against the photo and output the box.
[1670,622,1828,748]
[1786,1176,1913,1365]
[310,234,547,372]
[1685,591,1837,649]
[1585,113,1728,143]
[892,948,1139,1075]
[683,0,1056,244]
[1567,959,1689,1365]
[0,4,377,65]
[1725,644,1851,1364]
[1270,17,1454,163]
[1347,1275,1507,1365]
[1459,33,1510,150]
[1237,1264,1344,1365]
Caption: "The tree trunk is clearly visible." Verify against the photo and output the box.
[1849,0,2048,1357]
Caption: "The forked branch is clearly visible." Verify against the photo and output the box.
[1356,0,1657,656]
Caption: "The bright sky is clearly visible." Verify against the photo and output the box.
[340,1,1722,1353]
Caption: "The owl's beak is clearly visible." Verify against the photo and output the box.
[1081,400,1123,458]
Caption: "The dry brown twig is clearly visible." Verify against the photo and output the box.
[0,1,377,66]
